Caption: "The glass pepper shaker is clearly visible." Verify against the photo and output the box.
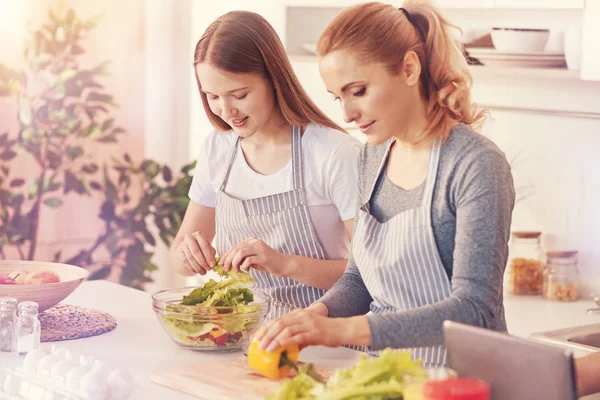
[15,301,41,355]
[0,297,18,352]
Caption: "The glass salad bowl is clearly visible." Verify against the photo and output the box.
[152,287,269,352]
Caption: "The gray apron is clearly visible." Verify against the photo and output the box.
[352,138,452,367]
[215,126,327,322]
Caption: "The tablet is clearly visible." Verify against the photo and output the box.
[443,321,578,400]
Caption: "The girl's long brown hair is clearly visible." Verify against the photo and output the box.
[317,1,486,142]
[194,11,344,133]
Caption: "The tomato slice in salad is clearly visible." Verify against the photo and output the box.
[187,326,238,346]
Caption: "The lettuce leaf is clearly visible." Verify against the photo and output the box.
[267,349,425,400]
[267,373,322,400]
[182,265,254,307]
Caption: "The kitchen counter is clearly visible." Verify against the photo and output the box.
[0,281,362,400]
[504,291,600,346]
[1,281,598,400]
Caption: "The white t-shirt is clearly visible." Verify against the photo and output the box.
[188,123,361,260]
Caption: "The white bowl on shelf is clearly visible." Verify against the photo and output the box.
[491,28,550,53]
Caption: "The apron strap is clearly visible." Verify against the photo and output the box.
[221,127,302,192]
[291,125,303,190]
[362,138,395,209]
[421,138,442,209]
[219,136,241,192]
[361,138,441,211]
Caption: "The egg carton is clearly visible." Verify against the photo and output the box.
[0,346,133,400]
[0,367,80,400]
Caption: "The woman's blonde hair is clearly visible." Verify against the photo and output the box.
[317,1,486,142]
[194,11,344,133]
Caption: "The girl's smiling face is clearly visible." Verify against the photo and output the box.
[195,63,278,138]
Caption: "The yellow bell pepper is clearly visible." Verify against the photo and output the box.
[247,335,300,380]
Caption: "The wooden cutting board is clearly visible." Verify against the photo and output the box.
[150,358,331,400]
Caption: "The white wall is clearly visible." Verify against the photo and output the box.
[144,0,194,292]
[482,110,600,295]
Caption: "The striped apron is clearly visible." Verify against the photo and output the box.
[214,126,327,322]
[352,138,452,367]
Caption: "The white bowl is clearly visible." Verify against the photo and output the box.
[491,28,550,53]
[0,260,89,312]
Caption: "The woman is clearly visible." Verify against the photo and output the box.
[169,11,361,321]
[256,1,515,366]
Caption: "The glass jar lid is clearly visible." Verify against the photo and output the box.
[0,297,18,312]
[547,251,578,265]
[17,301,39,315]
[511,231,542,239]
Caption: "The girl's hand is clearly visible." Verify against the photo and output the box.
[220,238,287,276]
[175,231,217,275]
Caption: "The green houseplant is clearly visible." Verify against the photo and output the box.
[0,5,194,289]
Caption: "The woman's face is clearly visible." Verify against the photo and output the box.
[195,63,277,137]
[319,49,418,145]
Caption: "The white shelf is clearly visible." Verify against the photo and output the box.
[283,0,583,9]
[469,65,580,81]
[289,54,582,81]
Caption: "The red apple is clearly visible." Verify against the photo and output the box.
[0,275,18,285]
[24,270,60,285]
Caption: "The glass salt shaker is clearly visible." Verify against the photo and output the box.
[0,297,17,352]
[15,301,41,355]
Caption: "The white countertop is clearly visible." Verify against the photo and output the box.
[505,291,599,339]
[0,281,362,400]
[1,281,598,400]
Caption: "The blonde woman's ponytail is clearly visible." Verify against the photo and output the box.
[403,0,487,139]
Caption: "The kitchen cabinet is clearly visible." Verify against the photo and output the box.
[437,0,494,8]
[282,0,394,6]
[494,0,585,9]
[582,0,600,81]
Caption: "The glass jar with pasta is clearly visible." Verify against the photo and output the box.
[507,231,544,295]
[543,251,580,302]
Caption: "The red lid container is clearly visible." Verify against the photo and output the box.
[424,377,490,400]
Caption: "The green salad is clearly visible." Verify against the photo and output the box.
[161,265,264,347]
[268,349,426,400]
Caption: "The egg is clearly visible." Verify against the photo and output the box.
[80,355,96,368]
[37,354,61,376]
[66,362,93,392]
[107,369,133,399]
[50,346,70,359]
[80,361,109,400]
[23,348,47,372]
[50,357,78,383]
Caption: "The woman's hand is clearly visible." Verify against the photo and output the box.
[253,307,345,352]
[220,238,287,276]
[175,231,217,275]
